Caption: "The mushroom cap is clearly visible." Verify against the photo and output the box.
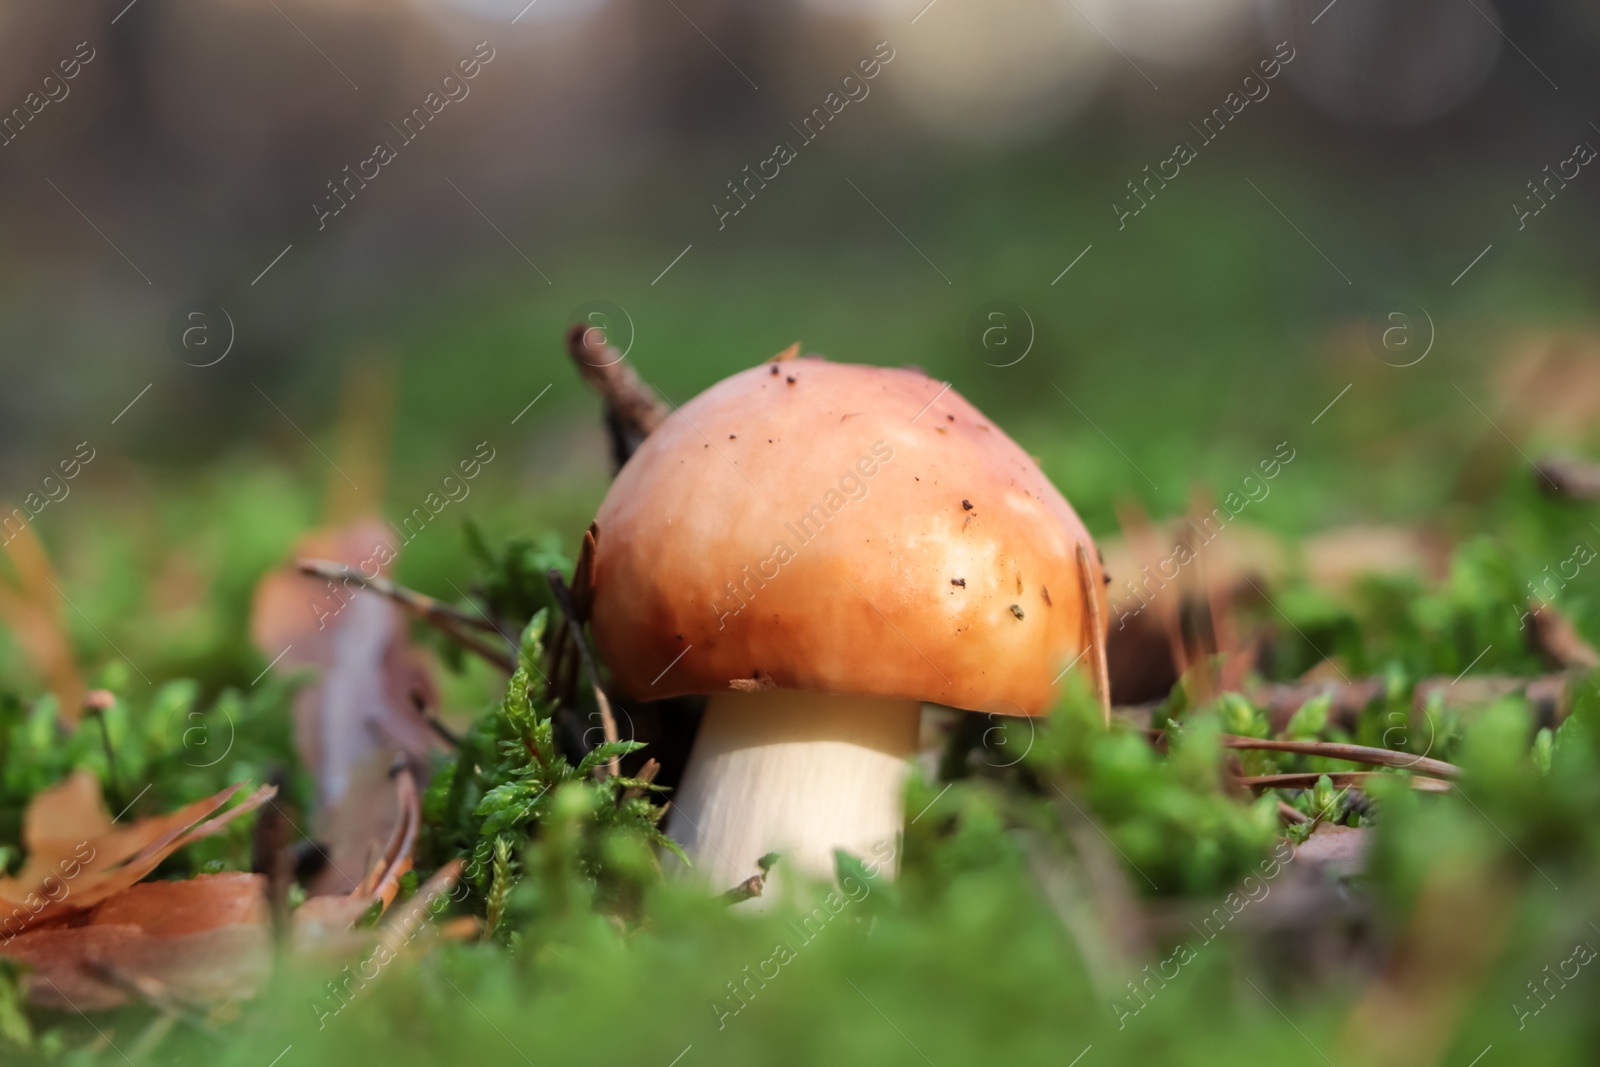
[588,358,1106,716]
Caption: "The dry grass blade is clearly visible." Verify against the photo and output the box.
[571,521,598,623]
[1076,541,1111,724]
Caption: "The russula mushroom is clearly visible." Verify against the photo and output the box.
[586,354,1109,891]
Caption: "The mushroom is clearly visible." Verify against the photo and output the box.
[586,355,1109,891]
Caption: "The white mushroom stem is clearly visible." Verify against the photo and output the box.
[668,690,921,895]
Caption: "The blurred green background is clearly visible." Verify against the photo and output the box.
[5,1,1600,1063]
[3,0,1600,694]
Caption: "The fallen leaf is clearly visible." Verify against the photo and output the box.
[1295,823,1370,880]
[0,774,275,936]
[2,873,270,1011]
[250,518,439,894]
[0,521,83,725]
[292,766,420,952]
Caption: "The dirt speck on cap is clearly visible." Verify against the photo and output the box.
[1009,604,1024,620]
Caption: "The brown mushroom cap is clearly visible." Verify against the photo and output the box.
[588,359,1106,715]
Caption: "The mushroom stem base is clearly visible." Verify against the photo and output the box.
[668,690,921,895]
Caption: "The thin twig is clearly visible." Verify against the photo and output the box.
[297,559,500,632]
[548,568,621,779]
[1237,771,1453,793]
[296,559,514,672]
[722,873,766,904]
[426,714,462,747]
[1220,735,1462,780]
[721,852,779,905]
[565,322,669,470]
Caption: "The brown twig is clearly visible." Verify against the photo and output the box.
[1277,800,1308,824]
[296,559,514,672]
[297,559,500,632]
[1237,771,1453,793]
[426,714,461,748]
[721,853,779,905]
[565,322,669,470]
[722,873,766,904]
[1219,735,1463,780]
[548,568,621,779]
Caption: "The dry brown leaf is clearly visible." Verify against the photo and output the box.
[3,873,270,1011]
[1294,823,1370,880]
[0,518,84,724]
[250,518,438,894]
[1,771,430,1011]
[20,770,111,860]
[291,767,420,950]
[0,774,276,933]
[90,871,268,937]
